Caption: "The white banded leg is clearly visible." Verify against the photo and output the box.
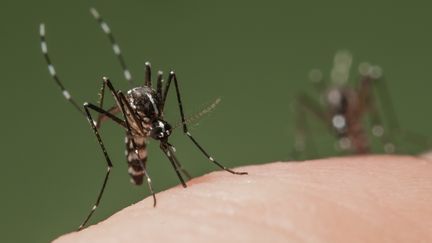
[160,143,188,187]
[90,8,133,84]
[166,143,192,179]
[144,62,152,87]
[78,78,130,230]
[79,103,117,230]
[164,71,247,175]
[39,23,85,116]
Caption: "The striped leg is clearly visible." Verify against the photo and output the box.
[94,78,126,128]
[292,93,328,159]
[156,70,163,109]
[358,67,397,153]
[90,8,133,84]
[39,24,85,116]
[163,71,247,175]
[79,102,116,230]
[166,142,192,179]
[160,143,188,187]
[78,78,131,230]
[40,23,124,129]
[144,62,152,87]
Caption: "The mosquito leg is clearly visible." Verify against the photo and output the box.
[85,103,126,128]
[144,62,152,87]
[94,77,124,128]
[79,80,146,228]
[78,103,117,230]
[364,75,431,150]
[39,24,85,116]
[357,71,397,153]
[96,105,121,128]
[40,23,124,127]
[372,76,399,131]
[164,71,247,175]
[292,98,313,159]
[160,143,188,187]
[292,93,329,158]
[166,143,192,180]
[156,70,164,111]
[142,168,157,207]
[90,8,133,84]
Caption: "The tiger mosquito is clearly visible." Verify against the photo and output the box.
[40,8,247,231]
[292,50,398,158]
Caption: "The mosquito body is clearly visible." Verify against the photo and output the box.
[293,50,395,157]
[322,77,374,153]
[40,8,246,230]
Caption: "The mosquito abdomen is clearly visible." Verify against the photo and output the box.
[125,135,148,185]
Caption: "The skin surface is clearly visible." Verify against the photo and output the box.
[54,155,432,243]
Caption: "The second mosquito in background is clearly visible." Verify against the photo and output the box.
[291,50,419,159]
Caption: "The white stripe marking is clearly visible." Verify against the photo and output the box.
[209,157,215,162]
[41,42,47,53]
[48,64,56,76]
[39,24,45,36]
[90,8,100,19]
[146,93,159,115]
[112,44,120,55]
[124,70,132,80]
[128,167,144,176]
[101,22,110,33]
[128,153,138,161]
[87,118,97,127]
[62,90,71,100]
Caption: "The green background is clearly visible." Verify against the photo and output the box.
[1,1,431,242]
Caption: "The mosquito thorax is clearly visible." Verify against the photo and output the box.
[126,86,161,119]
[150,120,172,140]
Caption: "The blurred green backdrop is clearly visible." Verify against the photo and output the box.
[1,0,432,242]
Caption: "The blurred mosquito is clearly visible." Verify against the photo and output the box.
[292,50,405,158]
[40,8,247,230]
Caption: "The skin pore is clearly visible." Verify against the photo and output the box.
[54,155,432,243]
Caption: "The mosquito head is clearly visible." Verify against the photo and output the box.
[150,119,172,140]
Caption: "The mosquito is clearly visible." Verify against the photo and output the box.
[291,50,400,158]
[40,8,247,230]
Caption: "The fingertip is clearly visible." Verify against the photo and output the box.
[54,156,432,243]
